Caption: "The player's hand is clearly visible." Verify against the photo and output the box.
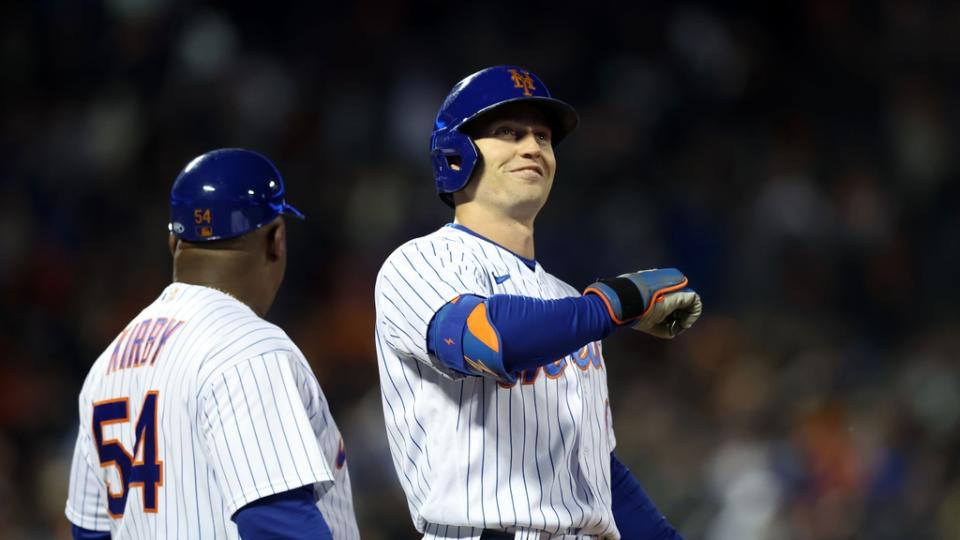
[584,268,703,339]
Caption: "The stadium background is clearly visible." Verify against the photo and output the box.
[2,1,959,538]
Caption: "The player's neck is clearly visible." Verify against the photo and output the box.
[454,205,536,259]
[172,256,274,317]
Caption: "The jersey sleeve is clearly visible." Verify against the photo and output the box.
[64,426,110,531]
[197,350,334,517]
[376,238,490,376]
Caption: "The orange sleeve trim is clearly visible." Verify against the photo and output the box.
[639,277,688,319]
[584,286,627,325]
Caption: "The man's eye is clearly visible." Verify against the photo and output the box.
[536,132,551,143]
[495,126,517,137]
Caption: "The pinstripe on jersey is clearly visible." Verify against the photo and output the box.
[65,283,359,539]
[375,225,619,539]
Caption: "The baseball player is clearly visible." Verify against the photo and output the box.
[374,66,703,539]
[65,149,359,539]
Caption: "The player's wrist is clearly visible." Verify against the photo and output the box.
[584,277,650,326]
[585,268,702,338]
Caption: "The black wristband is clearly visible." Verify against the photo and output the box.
[595,277,646,320]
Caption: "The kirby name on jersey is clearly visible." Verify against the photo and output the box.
[106,318,185,374]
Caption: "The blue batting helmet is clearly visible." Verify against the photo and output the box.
[168,148,304,242]
[430,65,579,207]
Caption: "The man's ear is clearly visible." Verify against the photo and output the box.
[168,234,179,256]
[265,217,286,263]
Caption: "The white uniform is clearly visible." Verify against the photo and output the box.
[375,225,619,539]
[65,283,359,539]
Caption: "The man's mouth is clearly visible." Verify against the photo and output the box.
[510,165,544,177]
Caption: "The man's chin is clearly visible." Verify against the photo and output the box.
[503,189,550,215]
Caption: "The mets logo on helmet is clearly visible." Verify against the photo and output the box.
[508,69,536,96]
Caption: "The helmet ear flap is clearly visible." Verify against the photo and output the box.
[430,129,479,207]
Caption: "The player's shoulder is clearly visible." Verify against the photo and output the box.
[385,225,473,257]
[204,311,293,358]
[161,284,295,369]
[378,225,476,275]
[83,288,173,378]
[537,265,581,298]
[195,312,301,386]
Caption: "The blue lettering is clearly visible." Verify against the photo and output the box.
[496,343,604,388]
[543,358,566,379]
[123,319,151,369]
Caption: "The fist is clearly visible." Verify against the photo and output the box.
[584,268,703,339]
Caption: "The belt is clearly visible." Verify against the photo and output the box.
[479,531,596,540]
[480,531,515,540]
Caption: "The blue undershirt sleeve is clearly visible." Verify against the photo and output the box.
[486,293,614,369]
[427,293,614,382]
[610,453,684,540]
[232,485,332,540]
[71,525,111,540]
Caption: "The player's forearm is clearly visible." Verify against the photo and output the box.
[610,453,684,540]
[427,293,613,381]
[487,293,614,366]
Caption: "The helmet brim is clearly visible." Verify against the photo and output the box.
[456,96,579,146]
[281,202,306,220]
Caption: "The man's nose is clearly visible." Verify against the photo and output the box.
[517,130,542,156]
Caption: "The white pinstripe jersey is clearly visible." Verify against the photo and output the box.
[375,225,619,539]
[65,283,359,539]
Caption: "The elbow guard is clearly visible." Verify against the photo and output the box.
[430,295,514,383]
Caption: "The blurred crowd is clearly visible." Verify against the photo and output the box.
[1,1,959,538]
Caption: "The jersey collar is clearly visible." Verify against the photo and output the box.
[446,223,537,270]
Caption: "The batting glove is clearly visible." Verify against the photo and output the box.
[584,268,703,339]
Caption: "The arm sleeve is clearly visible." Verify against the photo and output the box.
[71,525,111,540]
[610,453,684,540]
[232,485,333,540]
[376,239,489,378]
[64,425,110,531]
[427,293,614,382]
[198,351,334,517]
